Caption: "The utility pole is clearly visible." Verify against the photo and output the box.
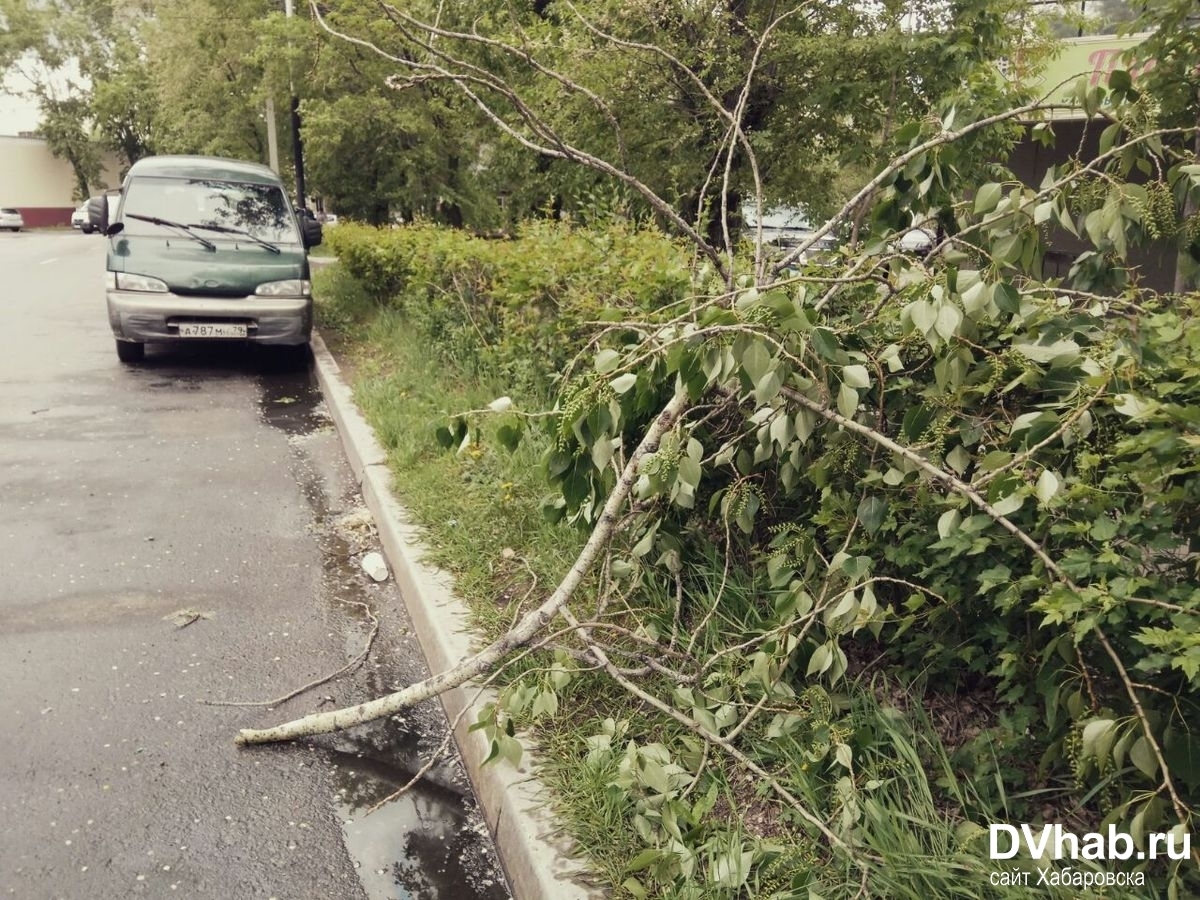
[265,98,280,173]
[284,0,306,207]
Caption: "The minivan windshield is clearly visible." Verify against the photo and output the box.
[120,176,300,244]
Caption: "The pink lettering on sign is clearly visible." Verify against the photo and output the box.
[1087,47,1156,86]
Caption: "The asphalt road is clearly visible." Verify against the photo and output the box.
[0,230,509,900]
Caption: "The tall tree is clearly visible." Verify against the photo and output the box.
[0,0,55,71]
[89,32,157,169]
[38,94,102,198]
[141,0,275,162]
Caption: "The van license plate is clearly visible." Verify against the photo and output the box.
[178,323,247,338]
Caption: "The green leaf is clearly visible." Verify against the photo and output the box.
[908,299,936,335]
[1099,121,1122,156]
[842,364,870,389]
[611,372,637,395]
[991,492,1024,517]
[834,743,853,770]
[1035,469,1060,504]
[974,182,1002,215]
[937,509,961,539]
[1113,394,1156,418]
[978,452,1012,472]
[934,303,963,341]
[678,454,702,489]
[531,688,559,718]
[483,738,501,766]
[626,850,663,874]
[857,495,887,534]
[595,348,621,373]
[754,369,783,404]
[741,340,771,383]
[993,281,1020,313]
[496,420,524,452]
[946,445,971,474]
[837,383,858,418]
[807,643,833,677]
[500,734,523,767]
[902,404,935,441]
[809,327,839,360]
[1082,718,1117,761]
[591,435,614,471]
[1130,736,1159,779]
[1090,516,1119,541]
[639,757,670,794]
[992,233,1022,266]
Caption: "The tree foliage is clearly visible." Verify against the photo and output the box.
[242,4,1200,894]
[38,94,103,199]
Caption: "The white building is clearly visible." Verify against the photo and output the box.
[0,135,122,227]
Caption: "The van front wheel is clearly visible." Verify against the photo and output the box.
[116,340,145,363]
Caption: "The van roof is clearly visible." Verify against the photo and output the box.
[127,155,282,187]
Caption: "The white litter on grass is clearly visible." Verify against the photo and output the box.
[361,552,389,582]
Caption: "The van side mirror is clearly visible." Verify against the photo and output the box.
[87,195,109,232]
[300,217,323,248]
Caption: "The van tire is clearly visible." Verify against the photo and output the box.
[116,340,145,363]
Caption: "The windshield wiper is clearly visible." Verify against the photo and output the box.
[188,222,281,254]
[123,213,216,251]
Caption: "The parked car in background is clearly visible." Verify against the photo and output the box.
[741,204,837,260]
[0,207,23,232]
[71,203,96,233]
[89,154,323,363]
[895,227,935,254]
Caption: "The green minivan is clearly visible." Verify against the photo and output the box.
[89,155,322,363]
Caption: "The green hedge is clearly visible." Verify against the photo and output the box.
[325,220,692,393]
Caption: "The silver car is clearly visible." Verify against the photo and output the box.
[0,207,23,232]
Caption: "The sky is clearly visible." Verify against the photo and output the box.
[1,54,83,137]
[0,92,41,136]
[1,61,42,136]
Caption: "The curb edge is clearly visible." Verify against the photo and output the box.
[310,329,604,900]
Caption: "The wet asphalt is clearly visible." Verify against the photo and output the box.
[0,231,511,900]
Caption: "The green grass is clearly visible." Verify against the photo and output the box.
[313,264,583,640]
[312,264,1164,900]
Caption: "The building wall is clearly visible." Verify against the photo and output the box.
[0,136,123,227]
[1008,118,1177,295]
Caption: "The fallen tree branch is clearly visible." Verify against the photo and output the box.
[781,385,1198,845]
[558,606,872,868]
[235,389,690,745]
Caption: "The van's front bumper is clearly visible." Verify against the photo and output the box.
[107,290,312,345]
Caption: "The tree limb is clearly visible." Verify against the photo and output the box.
[235,389,690,745]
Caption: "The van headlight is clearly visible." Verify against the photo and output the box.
[112,272,169,292]
[256,279,311,297]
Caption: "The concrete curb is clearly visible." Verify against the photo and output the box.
[309,330,604,900]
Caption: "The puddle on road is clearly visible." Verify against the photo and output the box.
[329,717,509,900]
[257,361,512,900]
[258,362,330,436]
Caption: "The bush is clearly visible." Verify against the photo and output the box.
[324,219,692,394]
